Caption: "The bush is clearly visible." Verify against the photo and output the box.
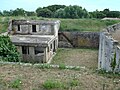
[59,63,66,69]
[43,80,64,89]
[69,79,79,87]
[9,79,22,88]
[0,35,20,62]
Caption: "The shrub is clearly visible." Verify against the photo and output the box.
[43,80,64,89]
[9,79,22,88]
[59,63,66,69]
[0,35,20,62]
[69,79,79,87]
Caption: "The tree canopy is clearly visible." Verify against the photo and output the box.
[0,5,120,19]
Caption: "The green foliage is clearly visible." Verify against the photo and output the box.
[0,35,20,62]
[43,5,66,13]
[1,4,120,18]
[97,69,120,78]
[55,5,89,19]
[59,63,66,69]
[43,79,80,90]
[111,52,117,72]
[25,11,36,16]
[36,8,53,17]
[12,8,26,16]
[36,64,51,69]
[9,79,22,88]
[43,80,64,89]
[69,79,79,87]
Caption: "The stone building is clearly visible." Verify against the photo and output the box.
[8,20,60,63]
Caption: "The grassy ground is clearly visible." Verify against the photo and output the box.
[0,48,120,90]
[51,48,98,69]
[60,19,120,32]
[0,16,120,33]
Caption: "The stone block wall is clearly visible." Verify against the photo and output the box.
[98,23,120,72]
[58,31,99,48]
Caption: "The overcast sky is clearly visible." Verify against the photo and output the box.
[1,0,120,12]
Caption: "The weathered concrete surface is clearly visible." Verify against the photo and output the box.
[98,23,120,72]
[8,20,60,63]
[58,31,99,48]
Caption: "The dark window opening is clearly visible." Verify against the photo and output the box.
[34,47,44,55]
[18,25,20,31]
[53,41,56,52]
[47,46,49,52]
[32,25,36,32]
[50,44,52,50]
[22,46,29,54]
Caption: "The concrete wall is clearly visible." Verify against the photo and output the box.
[98,23,120,72]
[58,31,99,48]
[9,20,60,36]
[13,25,53,35]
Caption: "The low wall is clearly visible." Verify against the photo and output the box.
[58,31,100,48]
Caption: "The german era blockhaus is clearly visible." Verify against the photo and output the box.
[8,20,60,63]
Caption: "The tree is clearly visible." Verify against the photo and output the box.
[103,9,110,17]
[36,7,42,14]
[107,11,120,18]
[2,10,12,16]
[43,5,66,13]
[0,11,3,16]
[12,8,26,16]
[82,8,90,18]
[36,8,53,17]
[64,5,79,18]
[26,11,36,16]
[54,8,65,18]
[90,10,106,18]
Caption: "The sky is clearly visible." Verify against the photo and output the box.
[0,0,120,12]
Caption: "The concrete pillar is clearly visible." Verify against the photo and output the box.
[17,46,22,55]
[16,46,22,60]
[29,47,35,61]
[36,25,39,32]
[43,47,48,63]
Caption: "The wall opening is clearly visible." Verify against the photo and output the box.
[32,25,36,32]
[53,40,56,52]
[22,46,29,54]
[18,25,20,31]
[34,47,44,55]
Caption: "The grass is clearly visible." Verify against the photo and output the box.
[51,48,98,69]
[43,79,64,89]
[43,79,79,90]
[0,16,120,33]
[59,18,120,32]
[9,78,22,88]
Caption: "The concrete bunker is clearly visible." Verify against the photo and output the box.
[8,20,60,63]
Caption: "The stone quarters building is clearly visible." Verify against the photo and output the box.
[8,20,60,63]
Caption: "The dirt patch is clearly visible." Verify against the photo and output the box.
[0,64,120,90]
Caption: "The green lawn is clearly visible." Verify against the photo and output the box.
[0,16,120,33]
[60,19,120,32]
[51,48,98,69]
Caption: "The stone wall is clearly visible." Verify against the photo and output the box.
[58,31,99,48]
[98,23,120,72]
